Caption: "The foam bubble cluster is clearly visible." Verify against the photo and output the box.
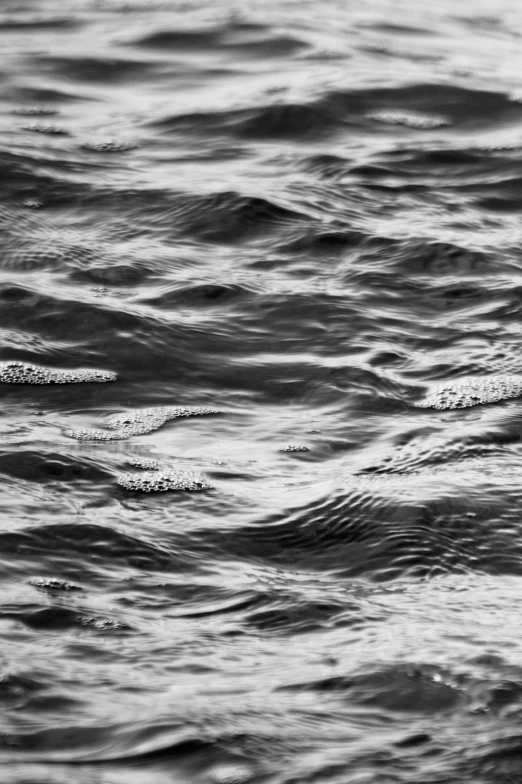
[117,468,212,492]
[15,106,57,116]
[66,405,219,440]
[126,457,165,470]
[30,578,82,592]
[210,764,254,784]
[416,376,522,410]
[280,444,309,452]
[368,110,450,129]
[23,123,68,135]
[0,362,116,385]
[82,140,136,153]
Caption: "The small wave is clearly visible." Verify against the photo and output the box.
[358,21,435,36]
[0,16,79,30]
[0,522,178,573]
[33,55,155,83]
[126,22,306,58]
[340,83,522,127]
[359,440,511,476]
[205,462,522,580]
[245,598,344,634]
[279,228,374,252]
[1,605,132,633]
[151,83,522,142]
[384,146,483,168]
[151,103,340,140]
[127,188,308,242]
[236,103,339,139]
[136,282,252,310]
[0,151,87,203]
[389,240,495,275]
[279,664,463,713]
[0,450,110,484]
[172,192,308,243]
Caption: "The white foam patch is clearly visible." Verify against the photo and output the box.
[126,457,165,470]
[15,106,57,116]
[117,469,212,492]
[0,361,116,385]
[368,110,450,129]
[209,764,254,784]
[82,140,136,153]
[23,123,68,135]
[416,376,522,410]
[66,406,219,440]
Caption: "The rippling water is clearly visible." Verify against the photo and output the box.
[4,0,522,781]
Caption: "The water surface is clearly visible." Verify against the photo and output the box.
[2,0,522,782]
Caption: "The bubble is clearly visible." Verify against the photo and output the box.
[126,457,165,470]
[66,405,219,440]
[117,468,212,492]
[77,617,129,631]
[0,362,116,385]
[416,376,522,410]
[15,106,58,116]
[297,47,345,60]
[22,123,69,135]
[209,763,254,784]
[30,578,82,592]
[81,140,136,153]
[368,110,451,129]
[280,444,309,452]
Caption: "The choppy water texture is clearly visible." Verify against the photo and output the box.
[3,0,522,781]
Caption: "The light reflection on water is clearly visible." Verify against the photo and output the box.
[2,0,522,781]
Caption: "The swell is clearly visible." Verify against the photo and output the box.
[127,22,307,58]
[0,521,185,576]
[151,84,522,140]
[194,462,522,580]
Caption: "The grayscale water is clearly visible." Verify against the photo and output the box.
[2,0,522,781]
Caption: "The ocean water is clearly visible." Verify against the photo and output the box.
[3,0,522,781]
